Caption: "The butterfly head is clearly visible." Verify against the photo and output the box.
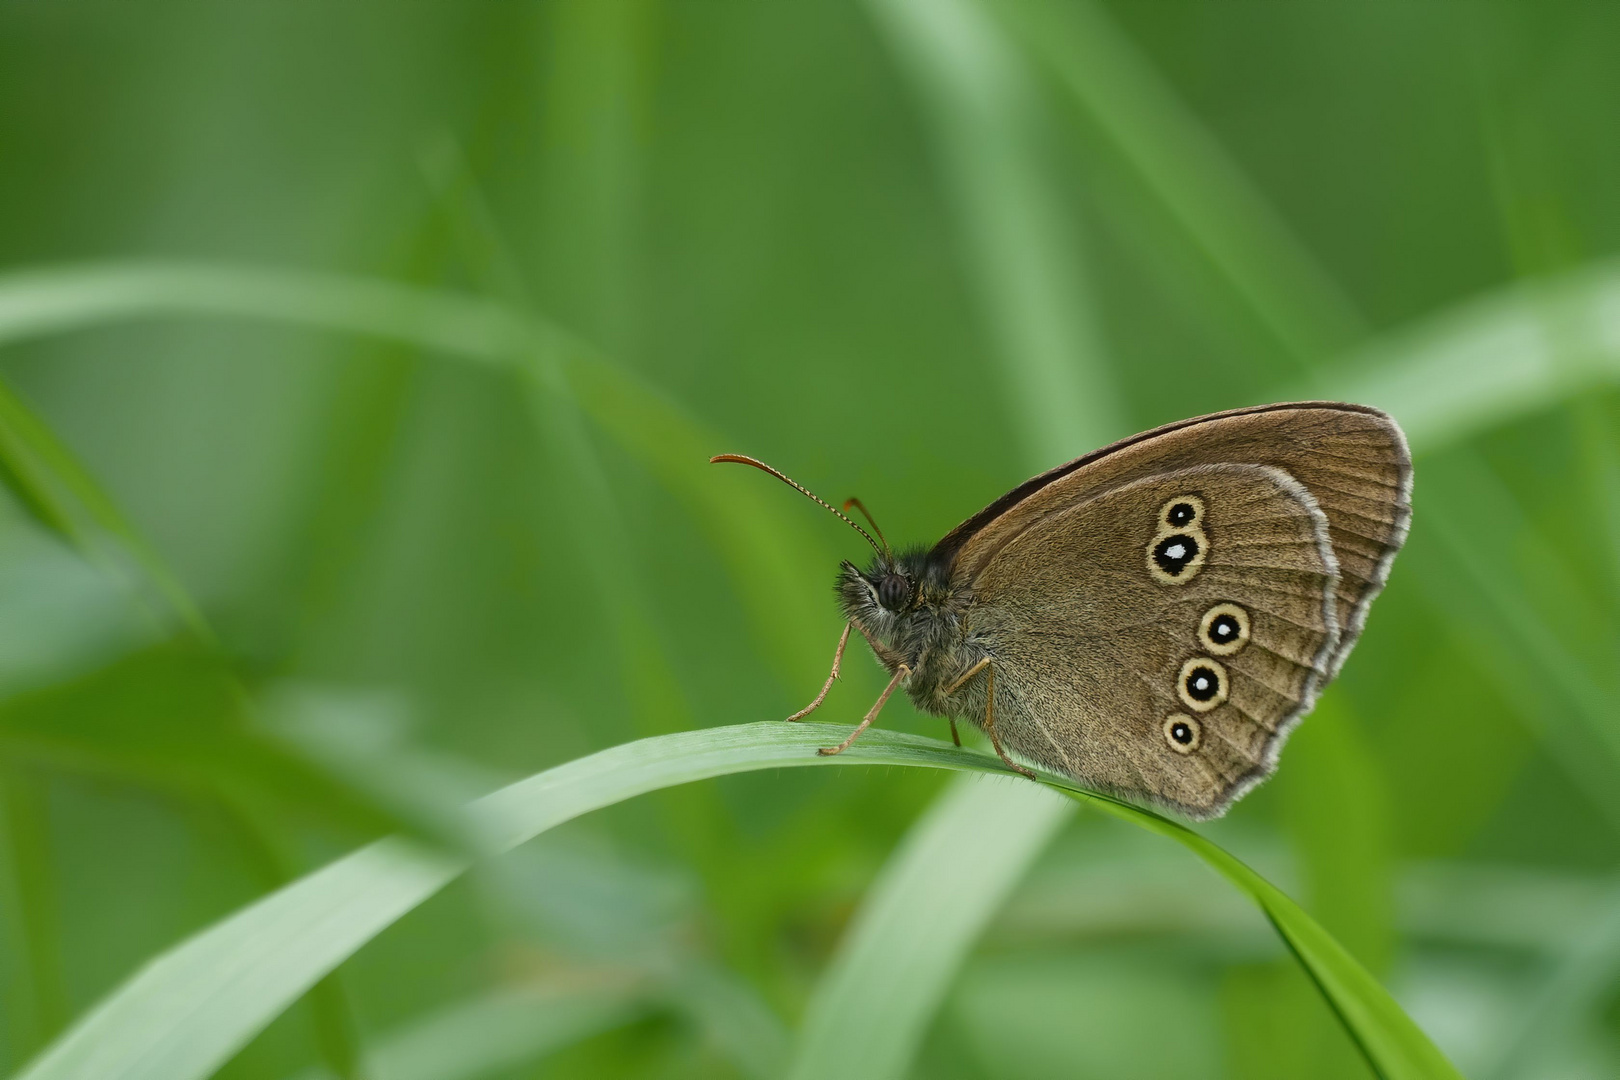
[705,453,938,640]
[836,547,932,634]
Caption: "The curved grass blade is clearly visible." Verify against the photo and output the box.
[4,257,1618,598]
[13,722,1458,1080]
[0,258,1599,1080]
[0,263,531,365]
[1066,788,1461,1080]
[1316,261,1620,452]
[788,775,1072,1080]
[0,261,832,684]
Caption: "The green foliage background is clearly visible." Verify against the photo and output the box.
[0,2,1617,1077]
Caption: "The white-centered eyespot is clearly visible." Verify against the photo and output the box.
[1159,494,1205,530]
[1177,656,1229,712]
[1199,603,1251,656]
[1147,526,1207,585]
[1164,713,1201,753]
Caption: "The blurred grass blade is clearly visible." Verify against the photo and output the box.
[863,0,1123,462]
[662,962,790,1080]
[558,347,833,683]
[14,722,1457,1080]
[1317,262,1620,448]
[1485,882,1620,1080]
[789,775,1071,1080]
[7,258,1619,667]
[0,525,162,697]
[0,376,207,639]
[1069,791,1462,1080]
[994,0,1364,365]
[0,263,529,364]
[288,979,647,1080]
[0,261,832,684]
[0,766,68,1054]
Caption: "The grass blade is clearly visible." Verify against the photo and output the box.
[1068,791,1461,1080]
[1483,881,1620,1080]
[0,376,207,640]
[6,258,1617,565]
[1316,262,1620,449]
[0,263,529,365]
[0,261,833,684]
[862,0,1123,463]
[286,978,647,1080]
[994,0,1365,365]
[788,776,1071,1080]
[13,722,1458,1080]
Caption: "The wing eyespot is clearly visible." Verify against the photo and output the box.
[1158,494,1205,530]
[1147,527,1206,584]
[1163,713,1201,753]
[1198,603,1251,656]
[1177,657,1229,712]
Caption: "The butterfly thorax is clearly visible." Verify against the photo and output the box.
[836,549,985,719]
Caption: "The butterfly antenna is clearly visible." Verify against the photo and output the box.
[841,497,891,559]
[710,453,885,558]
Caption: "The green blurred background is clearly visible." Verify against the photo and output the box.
[1,2,1617,1077]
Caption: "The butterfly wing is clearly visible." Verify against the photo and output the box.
[966,464,1341,817]
[935,402,1409,673]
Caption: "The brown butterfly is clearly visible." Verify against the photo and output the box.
[714,402,1411,819]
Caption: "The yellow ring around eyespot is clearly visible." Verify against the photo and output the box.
[1176,657,1229,713]
[1163,713,1202,754]
[1199,603,1251,656]
[1146,525,1207,585]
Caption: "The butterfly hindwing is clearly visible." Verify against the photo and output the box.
[966,464,1340,817]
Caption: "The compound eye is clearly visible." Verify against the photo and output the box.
[877,574,910,611]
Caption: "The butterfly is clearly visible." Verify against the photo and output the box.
[714,401,1411,818]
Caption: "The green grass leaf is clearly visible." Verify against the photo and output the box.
[285,977,647,1080]
[0,261,835,685]
[0,375,208,642]
[789,775,1073,1080]
[13,722,1458,1080]
[992,0,1365,366]
[1317,262,1620,451]
[862,0,1124,461]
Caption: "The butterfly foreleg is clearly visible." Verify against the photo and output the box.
[817,662,910,757]
[786,623,852,723]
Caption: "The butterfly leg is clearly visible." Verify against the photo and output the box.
[817,663,910,756]
[983,666,1037,779]
[942,658,991,749]
[787,623,852,723]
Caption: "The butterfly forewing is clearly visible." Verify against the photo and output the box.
[966,464,1342,817]
[938,403,1410,673]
